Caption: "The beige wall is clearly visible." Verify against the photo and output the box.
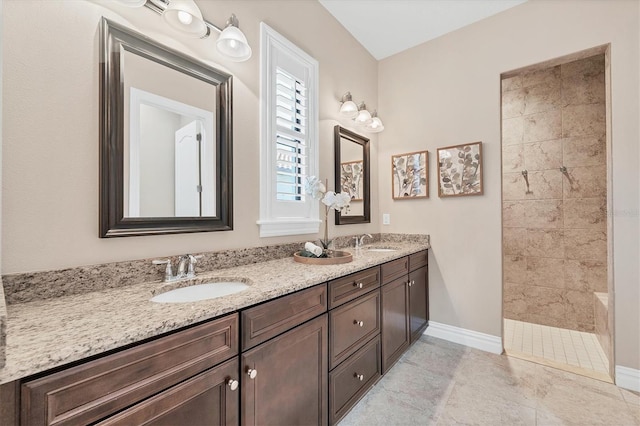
[378,0,639,370]
[1,0,379,273]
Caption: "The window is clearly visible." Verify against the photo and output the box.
[257,23,319,237]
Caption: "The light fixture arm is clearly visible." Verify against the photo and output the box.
[144,0,225,36]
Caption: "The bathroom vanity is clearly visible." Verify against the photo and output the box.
[1,239,429,425]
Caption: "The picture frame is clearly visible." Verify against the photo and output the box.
[391,150,429,199]
[340,160,364,201]
[437,141,483,197]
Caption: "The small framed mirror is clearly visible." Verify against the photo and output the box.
[334,125,370,225]
[99,18,233,237]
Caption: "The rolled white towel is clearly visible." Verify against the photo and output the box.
[304,242,323,257]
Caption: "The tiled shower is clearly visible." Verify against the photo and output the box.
[501,53,612,377]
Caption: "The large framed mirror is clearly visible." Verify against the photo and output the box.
[99,18,233,237]
[334,125,370,225]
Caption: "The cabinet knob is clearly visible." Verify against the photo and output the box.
[355,373,364,381]
[408,280,412,287]
[246,368,258,379]
[354,320,364,327]
[227,379,239,391]
[354,282,363,289]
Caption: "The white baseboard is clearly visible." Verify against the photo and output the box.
[616,365,640,392]
[424,321,503,354]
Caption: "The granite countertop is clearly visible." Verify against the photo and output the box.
[0,242,429,384]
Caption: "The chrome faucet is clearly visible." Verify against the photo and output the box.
[152,254,203,282]
[354,233,373,249]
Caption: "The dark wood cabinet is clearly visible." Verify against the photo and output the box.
[21,314,239,426]
[96,358,239,426]
[241,314,328,426]
[409,266,429,343]
[381,275,410,373]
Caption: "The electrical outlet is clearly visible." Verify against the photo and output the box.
[382,213,390,225]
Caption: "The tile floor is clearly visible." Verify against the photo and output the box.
[339,336,639,425]
[503,318,610,379]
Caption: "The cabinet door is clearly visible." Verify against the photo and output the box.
[381,276,409,374]
[97,358,239,426]
[409,266,429,343]
[241,314,328,426]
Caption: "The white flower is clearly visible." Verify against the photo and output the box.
[322,191,351,211]
[305,176,326,200]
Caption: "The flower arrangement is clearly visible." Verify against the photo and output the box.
[304,176,351,256]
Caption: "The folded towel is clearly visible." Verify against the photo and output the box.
[304,242,323,257]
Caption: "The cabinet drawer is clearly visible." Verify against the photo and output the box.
[409,250,428,271]
[328,266,380,309]
[241,284,327,351]
[96,357,239,426]
[329,290,380,369]
[381,257,408,284]
[21,313,238,426]
[329,335,381,425]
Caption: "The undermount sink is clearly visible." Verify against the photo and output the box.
[151,281,249,303]
[366,247,398,252]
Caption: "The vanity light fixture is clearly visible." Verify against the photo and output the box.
[365,110,385,133]
[121,0,253,62]
[354,102,373,126]
[339,92,359,118]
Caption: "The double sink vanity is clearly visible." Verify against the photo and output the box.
[0,236,429,425]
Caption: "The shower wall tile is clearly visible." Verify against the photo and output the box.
[526,170,563,199]
[524,139,563,170]
[502,89,526,118]
[565,290,595,330]
[564,229,607,261]
[563,135,606,167]
[503,201,526,228]
[502,144,524,172]
[561,55,605,78]
[562,73,606,106]
[524,200,563,228]
[503,117,524,145]
[504,255,526,284]
[525,229,564,259]
[523,110,562,143]
[564,197,607,229]
[502,75,522,92]
[562,103,606,138]
[522,66,561,88]
[525,286,565,321]
[563,165,607,199]
[565,259,607,292]
[523,82,563,115]
[503,227,527,256]
[526,257,564,289]
[503,282,527,318]
[503,173,527,200]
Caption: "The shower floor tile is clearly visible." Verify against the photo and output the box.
[504,319,612,382]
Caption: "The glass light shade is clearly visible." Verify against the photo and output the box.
[114,0,147,7]
[354,109,373,126]
[216,26,252,62]
[162,0,208,38]
[339,100,358,118]
[366,116,384,133]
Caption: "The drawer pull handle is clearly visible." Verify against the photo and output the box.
[355,282,363,289]
[354,320,364,327]
[355,373,364,381]
[246,368,258,379]
[227,379,239,391]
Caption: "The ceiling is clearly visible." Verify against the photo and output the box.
[318,0,528,60]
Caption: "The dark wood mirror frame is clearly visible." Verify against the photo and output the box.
[99,18,233,238]
[334,125,370,225]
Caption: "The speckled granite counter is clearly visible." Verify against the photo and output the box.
[0,240,429,384]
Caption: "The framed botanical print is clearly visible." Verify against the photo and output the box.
[392,150,428,199]
[340,160,364,201]
[437,141,483,197]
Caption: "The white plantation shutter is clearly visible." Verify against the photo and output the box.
[258,23,319,237]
